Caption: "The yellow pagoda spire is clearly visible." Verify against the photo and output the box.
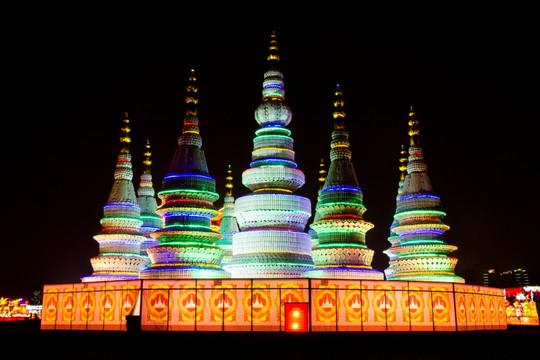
[318,158,327,191]
[142,139,152,174]
[179,68,203,149]
[225,164,233,197]
[333,84,346,130]
[120,111,131,154]
[399,144,407,181]
[408,105,420,146]
[267,30,280,65]
[185,69,198,117]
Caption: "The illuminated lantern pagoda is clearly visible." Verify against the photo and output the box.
[224,32,313,278]
[215,165,239,266]
[137,139,163,257]
[386,145,408,250]
[309,159,327,250]
[140,70,229,279]
[384,107,464,283]
[82,112,148,282]
[303,85,383,280]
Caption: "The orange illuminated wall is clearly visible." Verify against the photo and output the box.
[41,280,141,331]
[140,279,309,332]
[41,279,507,332]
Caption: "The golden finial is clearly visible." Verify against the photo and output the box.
[120,111,131,153]
[185,69,198,116]
[408,105,420,146]
[318,158,327,190]
[333,84,346,129]
[267,31,280,63]
[142,139,152,174]
[399,144,408,181]
[225,164,233,197]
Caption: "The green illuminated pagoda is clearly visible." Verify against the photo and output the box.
[82,112,148,282]
[303,85,384,280]
[140,70,229,279]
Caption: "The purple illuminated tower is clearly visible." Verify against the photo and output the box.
[384,107,464,283]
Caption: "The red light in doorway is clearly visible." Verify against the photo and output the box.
[285,302,309,332]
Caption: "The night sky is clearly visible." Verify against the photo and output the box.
[2,20,537,299]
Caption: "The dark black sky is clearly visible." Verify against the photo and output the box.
[2,18,538,298]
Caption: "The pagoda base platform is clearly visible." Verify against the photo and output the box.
[386,274,465,284]
[302,267,385,280]
[41,278,506,332]
[139,266,230,280]
[80,274,140,282]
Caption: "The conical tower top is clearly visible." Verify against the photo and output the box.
[225,164,233,197]
[408,105,420,146]
[120,112,132,154]
[142,139,152,174]
[333,84,346,129]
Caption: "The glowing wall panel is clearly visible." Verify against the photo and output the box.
[310,280,438,331]
[141,280,174,331]
[427,282,456,331]
[400,281,432,331]
[41,281,141,331]
[140,279,309,331]
[454,284,506,331]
